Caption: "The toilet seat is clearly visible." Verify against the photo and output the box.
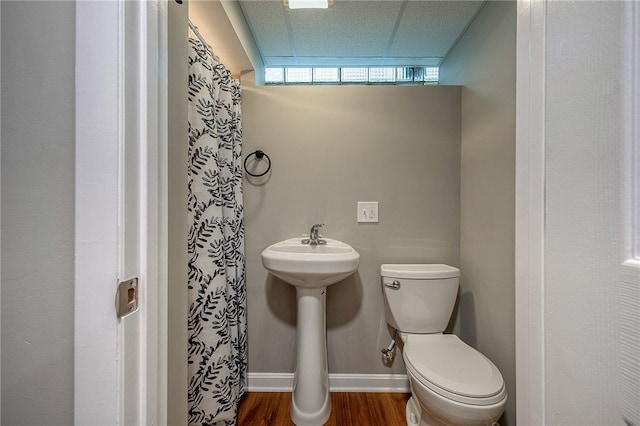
[403,334,506,406]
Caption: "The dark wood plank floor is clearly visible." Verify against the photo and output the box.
[237,392,410,426]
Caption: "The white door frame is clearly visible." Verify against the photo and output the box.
[70,0,566,424]
[515,0,546,424]
[72,1,636,424]
[515,2,640,424]
[74,0,168,424]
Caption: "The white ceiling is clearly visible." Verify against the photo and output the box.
[189,0,486,75]
[239,0,485,67]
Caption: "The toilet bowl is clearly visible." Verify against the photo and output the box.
[381,264,507,426]
[402,334,507,426]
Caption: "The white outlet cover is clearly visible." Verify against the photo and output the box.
[357,201,379,223]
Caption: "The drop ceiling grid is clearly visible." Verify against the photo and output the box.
[239,1,293,58]
[237,0,485,68]
[287,2,405,58]
[389,1,484,57]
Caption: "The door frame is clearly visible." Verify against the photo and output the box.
[514,2,640,424]
[70,1,567,424]
[74,0,168,424]
[515,0,545,424]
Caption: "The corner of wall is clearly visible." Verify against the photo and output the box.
[436,2,517,425]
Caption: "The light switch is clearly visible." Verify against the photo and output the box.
[357,201,379,223]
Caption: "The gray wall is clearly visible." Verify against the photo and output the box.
[439,2,516,425]
[1,1,75,424]
[544,1,626,423]
[240,78,461,375]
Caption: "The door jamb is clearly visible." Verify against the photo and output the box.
[515,0,546,424]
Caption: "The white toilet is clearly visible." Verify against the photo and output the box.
[381,264,507,426]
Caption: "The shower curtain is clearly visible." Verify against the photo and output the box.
[187,35,247,425]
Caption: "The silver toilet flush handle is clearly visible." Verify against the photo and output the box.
[383,280,401,290]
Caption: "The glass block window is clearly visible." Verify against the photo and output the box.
[369,67,396,82]
[265,66,439,86]
[424,67,440,84]
[396,67,414,82]
[265,67,285,84]
[313,68,340,83]
[341,68,369,82]
[285,68,313,83]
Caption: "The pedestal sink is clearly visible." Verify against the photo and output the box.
[261,237,360,426]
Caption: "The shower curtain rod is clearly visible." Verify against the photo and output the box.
[188,20,213,55]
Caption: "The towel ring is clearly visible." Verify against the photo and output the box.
[244,150,271,177]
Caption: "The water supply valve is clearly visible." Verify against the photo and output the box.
[381,336,396,363]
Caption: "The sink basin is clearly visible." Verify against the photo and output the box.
[261,238,360,288]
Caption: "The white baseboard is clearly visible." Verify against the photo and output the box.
[247,372,410,393]
[247,372,293,392]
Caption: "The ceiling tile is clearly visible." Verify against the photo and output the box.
[237,0,486,68]
[240,1,293,57]
[389,1,483,58]
[288,1,404,58]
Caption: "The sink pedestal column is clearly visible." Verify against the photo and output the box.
[291,287,331,426]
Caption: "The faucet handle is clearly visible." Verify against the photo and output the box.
[310,223,324,235]
[302,224,326,245]
[309,223,325,243]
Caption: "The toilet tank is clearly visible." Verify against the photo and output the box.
[381,264,460,334]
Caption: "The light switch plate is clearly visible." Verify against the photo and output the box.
[357,201,379,223]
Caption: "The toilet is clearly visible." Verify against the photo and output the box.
[381,264,507,426]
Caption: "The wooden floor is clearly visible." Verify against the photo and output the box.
[237,392,410,426]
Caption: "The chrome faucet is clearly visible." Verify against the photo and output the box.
[302,223,326,246]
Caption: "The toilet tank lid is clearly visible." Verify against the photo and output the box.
[380,264,460,279]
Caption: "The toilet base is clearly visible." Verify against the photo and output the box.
[405,393,500,426]
[406,396,446,426]
[406,396,422,425]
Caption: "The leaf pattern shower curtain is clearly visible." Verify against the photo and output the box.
[187,36,247,425]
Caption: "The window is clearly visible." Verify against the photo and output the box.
[341,67,368,83]
[264,68,284,83]
[312,68,339,82]
[285,68,312,83]
[264,66,439,85]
